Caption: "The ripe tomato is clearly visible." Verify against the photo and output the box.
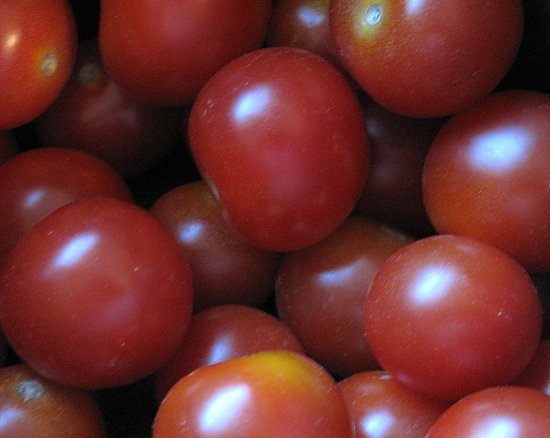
[330,0,523,117]
[0,147,132,266]
[364,234,542,401]
[153,350,353,437]
[155,304,304,401]
[0,131,18,165]
[34,38,185,177]
[423,90,550,272]
[150,181,280,311]
[515,340,550,396]
[339,370,450,438]
[276,215,411,377]
[189,47,369,251]
[426,386,550,437]
[0,364,106,437]
[0,0,77,130]
[0,197,193,389]
[99,0,272,105]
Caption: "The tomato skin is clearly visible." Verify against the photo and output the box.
[0,147,132,266]
[0,364,107,437]
[153,350,353,437]
[0,131,18,166]
[0,0,77,130]
[426,386,550,437]
[364,234,542,401]
[35,39,185,178]
[0,197,193,389]
[330,0,523,117]
[423,90,550,272]
[150,181,280,311]
[339,371,450,438]
[155,305,304,401]
[189,47,369,251]
[99,0,272,106]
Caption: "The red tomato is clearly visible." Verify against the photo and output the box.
[339,370,450,438]
[0,197,193,389]
[189,47,369,251]
[515,340,550,396]
[329,0,523,117]
[155,304,304,401]
[34,39,185,177]
[150,181,280,311]
[276,216,411,377]
[426,386,550,437]
[0,364,106,437]
[0,147,132,266]
[266,0,340,67]
[153,350,353,437]
[355,101,443,236]
[0,0,77,129]
[99,0,272,105]
[364,234,542,401]
[423,90,550,272]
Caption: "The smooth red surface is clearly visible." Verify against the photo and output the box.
[276,215,411,377]
[155,304,304,401]
[150,181,280,311]
[0,0,77,129]
[330,0,523,117]
[189,47,369,251]
[0,147,132,266]
[0,364,106,437]
[99,0,271,105]
[365,234,542,401]
[0,197,193,389]
[427,386,550,437]
[423,90,550,272]
[153,351,353,437]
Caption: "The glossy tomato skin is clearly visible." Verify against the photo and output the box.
[276,216,411,377]
[189,47,369,251]
[423,90,550,272]
[330,0,523,117]
[150,181,280,311]
[339,371,450,438]
[99,0,272,106]
[155,304,304,401]
[35,39,185,178]
[365,235,542,401]
[0,364,106,437]
[0,197,193,389]
[0,147,132,266]
[426,386,550,437]
[153,350,353,437]
[0,0,77,129]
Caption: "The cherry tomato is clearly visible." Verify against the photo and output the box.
[0,364,106,437]
[339,370,450,438]
[155,304,304,401]
[423,90,550,272]
[153,350,353,437]
[189,47,369,251]
[515,340,550,396]
[355,101,443,236]
[0,197,193,389]
[329,0,523,117]
[364,234,542,401]
[150,181,280,311]
[276,215,411,377]
[426,386,550,437]
[99,0,272,105]
[0,0,77,129]
[34,39,185,177]
[0,147,132,266]
[266,0,340,67]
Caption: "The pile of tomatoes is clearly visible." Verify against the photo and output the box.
[2,0,550,436]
